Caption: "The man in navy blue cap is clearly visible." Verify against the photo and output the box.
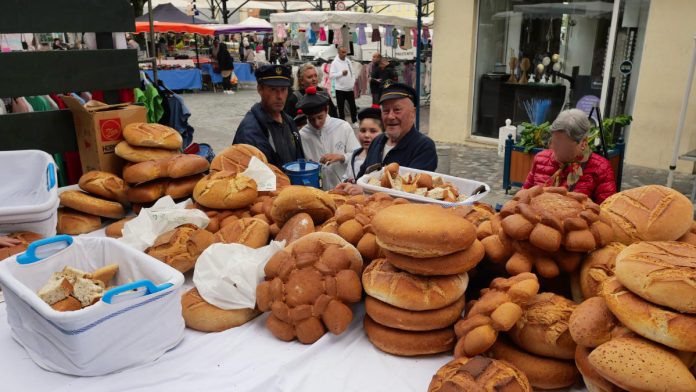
[233,64,304,167]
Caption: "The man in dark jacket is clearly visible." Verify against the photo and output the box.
[233,65,304,167]
[213,38,235,93]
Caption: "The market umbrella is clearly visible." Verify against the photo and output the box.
[135,21,215,35]
[136,2,211,24]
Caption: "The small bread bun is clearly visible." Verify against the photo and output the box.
[383,239,484,276]
[181,288,259,332]
[78,171,129,203]
[363,315,455,356]
[275,212,315,244]
[365,295,465,332]
[428,356,532,392]
[60,190,125,219]
[57,208,101,235]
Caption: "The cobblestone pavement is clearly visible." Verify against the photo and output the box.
[182,90,695,208]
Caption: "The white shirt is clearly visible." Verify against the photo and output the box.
[329,56,356,91]
[300,116,361,190]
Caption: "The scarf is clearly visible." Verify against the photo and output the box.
[547,144,591,191]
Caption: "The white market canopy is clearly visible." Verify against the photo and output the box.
[151,0,419,12]
[270,10,426,28]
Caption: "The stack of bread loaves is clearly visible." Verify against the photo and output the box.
[569,241,696,391]
[57,171,129,235]
[124,154,209,204]
[115,123,181,163]
[361,204,483,356]
[478,186,614,278]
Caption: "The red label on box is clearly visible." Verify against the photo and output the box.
[99,118,123,142]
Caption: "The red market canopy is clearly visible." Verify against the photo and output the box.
[135,21,215,35]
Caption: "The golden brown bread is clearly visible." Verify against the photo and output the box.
[193,171,258,209]
[145,224,215,273]
[365,295,464,331]
[181,288,259,332]
[614,241,696,313]
[78,171,129,203]
[210,144,268,173]
[678,221,696,245]
[60,190,125,219]
[428,355,532,392]
[589,336,696,392]
[86,263,119,286]
[450,202,496,227]
[123,122,183,150]
[122,154,209,184]
[362,258,468,311]
[363,315,456,356]
[269,185,336,226]
[0,231,43,260]
[57,208,102,235]
[579,242,626,299]
[50,296,82,312]
[215,218,270,248]
[372,204,477,258]
[275,212,314,244]
[568,296,632,348]
[114,141,179,163]
[600,185,693,244]
[575,345,625,392]
[383,239,484,276]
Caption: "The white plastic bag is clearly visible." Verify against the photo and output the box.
[242,156,277,192]
[193,241,285,310]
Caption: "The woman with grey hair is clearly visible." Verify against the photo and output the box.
[283,62,338,118]
[523,109,616,203]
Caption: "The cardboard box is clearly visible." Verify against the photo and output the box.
[62,96,147,175]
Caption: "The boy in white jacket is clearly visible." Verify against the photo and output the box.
[297,86,360,191]
[329,47,358,124]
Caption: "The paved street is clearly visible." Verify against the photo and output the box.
[182,90,695,208]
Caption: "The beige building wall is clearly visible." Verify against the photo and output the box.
[429,0,478,143]
[625,0,696,173]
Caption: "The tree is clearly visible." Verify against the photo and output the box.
[130,0,145,17]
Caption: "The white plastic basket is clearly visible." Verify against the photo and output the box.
[0,150,59,237]
[357,166,490,206]
[0,235,185,376]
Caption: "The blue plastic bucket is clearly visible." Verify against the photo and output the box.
[282,160,321,188]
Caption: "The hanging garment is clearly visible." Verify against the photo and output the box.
[134,83,164,123]
[424,58,432,94]
[357,24,367,45]
[70,93,86,105]
[400,34,405,48]
[371,24,381,42]
[322,63,332,91]
[308,29,317,45]
[80,91,92,102]
[310,23,320,32]
[333,26,343,46]
[391,28,399,49]
[25,96,50,111]
[274,24,286,43]
[11,98,29,113]
[319,27,327,42]
[423,26,431,40]
[167,94,195,148]
[49,94,66,109]
[412,28,418,47]
[43,95,59,110]
[403,63,414,87]
[404,29,413,50]
[299,30,309,54]
[340,25,350,49]
[384,25,392,46]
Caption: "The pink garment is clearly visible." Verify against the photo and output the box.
[333,28,343,46]
[319,27,327,41]
[12,98,29,113]
[274,24,287,43]
[322,63,332,91]
[412,28,418,47]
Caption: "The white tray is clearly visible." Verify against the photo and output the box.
[357,166,490,206]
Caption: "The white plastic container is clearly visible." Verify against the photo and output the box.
[0,235,185,376]
[0,150,59,237]
[357,166,490,206]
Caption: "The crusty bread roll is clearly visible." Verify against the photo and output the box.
[166,174,204,200]
[488,338,579,390]
[602,277,696,352]
[50,296,82,312]
[215,218,270,248]
[589,337,696,392]
[579,242,626,299]
[362,258,468,311]
[123,154,209,184]
[145,224,215,273]
[123,122,183,150]
[78,171,129,203]
[357,232,382,261]
[450,203,496,228]
[0,231,43,260]
[363,315,455,356]
[508,292,577,360]
[57,208,102,235]
[678,221,696,245]
[569,296,628,348]
[615,241,696,313]
[181,288,259,332]
[601,185,693,244]
[365,295,464,332]
[382,240,484,276]
[428,356,532,392]
[114,141,179,163]
[372,204,476,258]
[60,190,125,219]
[210,144,268,173]
[193,171,258,210]
[126,174,204,203]
[270,185,336,226]
[275,212,314,244]
[575,345,624,392]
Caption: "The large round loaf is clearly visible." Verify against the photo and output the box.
[579,242,626,299]
[145,224,215,273]
[428,356,532,392]
[600,185,693,244]
[105,217,134,238]
[372,204,476,258]
[365,295,465,331]
[123,154,209,184]
[181,288,259,332]
[59,190,125,219]
[57,208,101,235]
[215,217,270,248]
[615,241,696,313]
[270,185,336,226]
[210,144,268,173]
[78,171,129,203]
[363,315,455,356]
[114,141,179,163]
[575,345,624,392]
[568,296,624,348]
[382,239,484,276]
[123,122,183,150]
[275,213,315,244]
[193,171,258,209]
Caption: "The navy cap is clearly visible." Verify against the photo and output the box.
[358,106,382,122]
[254,64,292,87]
[379,80,416,105]
[296,86,330,115]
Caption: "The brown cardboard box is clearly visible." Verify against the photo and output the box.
[62,96,147,175]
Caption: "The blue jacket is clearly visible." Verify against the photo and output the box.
[233,103,304,168]
[356,126,437,178]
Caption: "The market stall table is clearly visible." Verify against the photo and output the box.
[200,62,256,85]
[144,69,202,91]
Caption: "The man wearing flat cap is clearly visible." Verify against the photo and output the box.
[233,64,304,167]
[296,86,360,191]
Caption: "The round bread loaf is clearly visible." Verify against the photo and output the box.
[181,288,259,332]
[0,231,43,260]
[59,190,125,219]
[123,154,209,184]
[488,338,579,390]
[372,204,477,258]
[270,185,336,226]
[210,144,268,172]
[569,296,625,348]
[105,217,134,238]
[57,208,101,235]
[193,171,258,209]
[215,217,270,248]
[428,356,532,392]
[508,292,577,360]
[123,123,183,150]
[600,185,693,244]
[615,241,696,313]
[362,258,469,311]
[145,224,215,273]
[78,171,129,203]
[678,221,696,246]
[165,174,204,200]
[575,345,624,392]
[450,203,496,228]
[363,315,455,356]
[579,242,626,299]
[114,141,179,163]
[383,240,484,276]
[589,336,696,392]
[365,295,465,332]
[275,212,314,244]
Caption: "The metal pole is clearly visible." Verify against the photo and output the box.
[415,0,423,130]
[599,0,620,118]
[147,0,158,84]
[667,35,696,187]
[195,33,200,69]
[363,0,367,12]
[222,0,228,24]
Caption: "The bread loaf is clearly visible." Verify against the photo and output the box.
[428,356,532,392]
[215,218,270,248]
[382,239,484,276]
[115,141,179,163]
[60,190,125,219]
[363,315,456,356]
[101,214,131,237]
[270,185,336,226]
[122,154,209,184]
[50,296,82,312]
[123,122,183,150]
[210,144,268,173]
[145,224,215,273]
[575,345,624,392]
[365,295,465,332]
[57,208,101,235]
[78,171,129,203]
[127,174,204,203]
[569,296,628,348]
[193,171,257,209]
[579,242,626,299]
[181,288,259,332]
[678,221,696,245]
[275,212,315,244]
[0,231,42,260]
